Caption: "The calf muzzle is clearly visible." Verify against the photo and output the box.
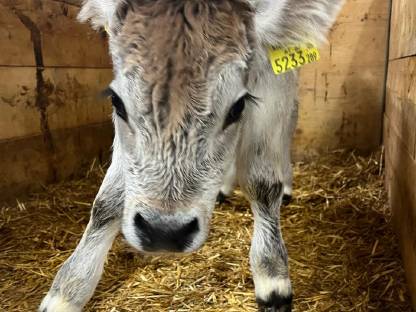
[134,212,200,252]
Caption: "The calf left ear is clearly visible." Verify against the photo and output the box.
[252,0,345,47]
[78,0,120,30]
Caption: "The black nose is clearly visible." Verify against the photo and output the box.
[134,213,199,252]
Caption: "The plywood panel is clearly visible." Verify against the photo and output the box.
[0,67,39,139]
[384,115,416,310]
[45,68,113,131]
[0,121,113,200]
[0,0,111,67]
[0,2,34,66]
[385,0,416,299]
[386,57,416,158]
[390,0,416,60]
[0,0,114,200]
[295,0,389,157]
[0,67,113,141]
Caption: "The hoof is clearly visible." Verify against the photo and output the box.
[255,276,292,312]
[282,194,292,206]
[39,293,81,312]
[257,292,293,312]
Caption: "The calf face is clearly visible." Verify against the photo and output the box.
[95,1,255,253]
[77,0,344,254]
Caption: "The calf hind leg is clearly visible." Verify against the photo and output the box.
[278,100,298,207]
[217,160,237,204]
[280,147,294,207]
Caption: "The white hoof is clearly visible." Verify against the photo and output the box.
[39,293,81,312]
[283,185,292,197]
[254,276,293,311]
[254,276,292,301]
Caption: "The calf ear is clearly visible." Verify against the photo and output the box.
[78,0,120,30]
[253,0,344,47]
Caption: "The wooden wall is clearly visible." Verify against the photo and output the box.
[0,0,390,199]
[296,0,390,158]
[384,0,416,308]
[0,0,113,199]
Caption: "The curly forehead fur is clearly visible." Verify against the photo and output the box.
[111,0,256,128]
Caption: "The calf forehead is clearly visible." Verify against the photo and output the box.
[113,1,254,124]
[117,0,254,68]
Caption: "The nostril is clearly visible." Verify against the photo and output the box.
[134,212,154,246]
[134,212,146,228]
[179,217,199,237]
[168,217,199,251]
[134,212,152,235]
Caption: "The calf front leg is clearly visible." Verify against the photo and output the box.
[40,164,124,312]
[239,156,292,311]
[248,178,292,311]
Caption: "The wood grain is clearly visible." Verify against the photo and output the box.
[385,57,416,158]
[0,67,113,141]
[390,0,416,60]
[0,0,112,199]
[384,114,416,310]
[384,0,416,306]
[0,0,111,67]
[0,122,113,201]
[295,0,390,157]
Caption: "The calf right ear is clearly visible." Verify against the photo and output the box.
[78,0,120,30]
[252,0,345,47]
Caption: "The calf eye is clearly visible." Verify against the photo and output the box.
[111,91,128,122]
[223,96,246,130]
[103,88,128,122]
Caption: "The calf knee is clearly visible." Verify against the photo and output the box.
[243,175,284,210]
[251,179,282,205]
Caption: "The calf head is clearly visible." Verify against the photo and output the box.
[79,0,343,254]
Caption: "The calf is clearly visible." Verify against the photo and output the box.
[40,1,343,311]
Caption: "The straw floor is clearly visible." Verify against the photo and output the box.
[0,151,412,311]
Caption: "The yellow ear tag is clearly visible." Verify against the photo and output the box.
[268,44,320,75]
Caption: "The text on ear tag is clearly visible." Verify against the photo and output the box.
[268,44,320,75]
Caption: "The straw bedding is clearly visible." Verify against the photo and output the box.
[0,150,412,311]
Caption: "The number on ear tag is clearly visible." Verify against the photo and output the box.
[268,44,320,75]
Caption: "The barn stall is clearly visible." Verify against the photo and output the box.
[0,0,415,311]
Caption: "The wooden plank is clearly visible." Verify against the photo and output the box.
[385,1,416,300]
[0,2,34,66]
[0,121,113,201]
[384,115,416,309]
[389,0,416,60]
[0,67,40,139]
[44,68,113,132]
[0,0,111,68]
[0,67,112,141]
[386,57,416,158]
[295,0,389,157]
